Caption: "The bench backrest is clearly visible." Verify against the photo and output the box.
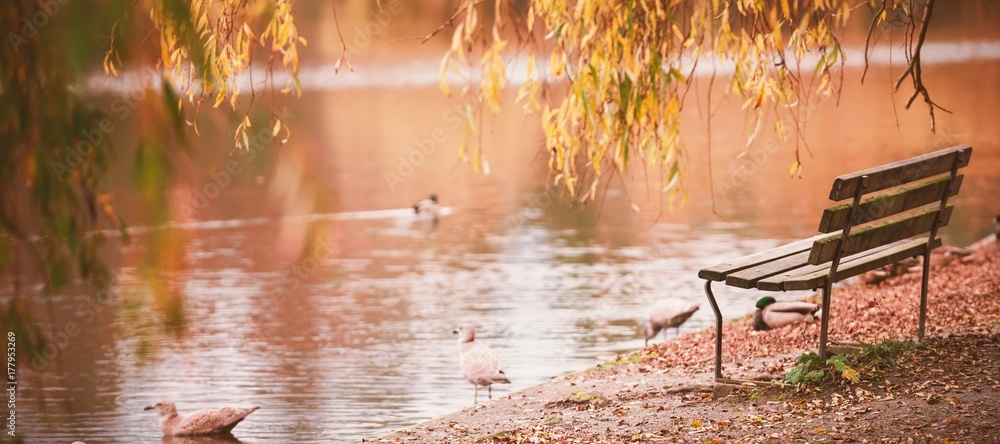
[807,145,972,266]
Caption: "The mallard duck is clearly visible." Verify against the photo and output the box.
[645,299,699,346]
[455,324,510,404]
[413,194,440,220]
[861,258,916,286]
[861,266,892,286]
[928,245,973,266]
[144,401,258,436]
[894,257,920,273]
[752,296,820,331]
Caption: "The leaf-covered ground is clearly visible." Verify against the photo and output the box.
[372,243,999,444]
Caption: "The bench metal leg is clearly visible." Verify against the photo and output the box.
[918,148,963,342]
[821,175,867,360]
[704,280,723,380]
[918,250,931,341]
[818,282,832,359]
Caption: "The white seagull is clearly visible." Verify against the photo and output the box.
[454,324,510,404]
[645,299,700,346]
[144,400,259,436]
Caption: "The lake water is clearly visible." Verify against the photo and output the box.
[5,10,1000,444]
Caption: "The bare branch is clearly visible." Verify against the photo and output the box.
[421,0,492,44]
[331,0,353,73]
[861,0,888,84]
[893,0,950,133]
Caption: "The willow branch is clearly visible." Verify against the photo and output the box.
[861,0,887,84]
[893,0,950,133]
[331,0,352,72]
[420,0,492,44]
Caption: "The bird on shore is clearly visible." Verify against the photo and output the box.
[995,215,1000,243]
[454,324,510,404]
[861,255,921,285]
[894,257,920,271]
[752,296,821,331]
[938,244,972,261]
[144,401,259,436]
[413,194,441,220]
[645,299,700,346]
[861,264,898,286]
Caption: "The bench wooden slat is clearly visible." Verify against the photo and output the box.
[828,145,971,201]
[756,240,914,291]
[774,237,942,291]
[808,205,953,265]
[697,233,830,281]
[818,174,963,233]
[724,250,812,289]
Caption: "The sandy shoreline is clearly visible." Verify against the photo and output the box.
[370,240,999,443]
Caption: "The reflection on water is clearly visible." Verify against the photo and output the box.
[7,11,1000,444]
[161,435,244,444]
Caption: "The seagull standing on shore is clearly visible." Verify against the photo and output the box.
[752,296,821,331]
[645,299,700,346]
[144,400,259,436]
[454,324,510,404]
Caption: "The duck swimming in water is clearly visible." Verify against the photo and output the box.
[413,194,440,220]
[144,401,259,436]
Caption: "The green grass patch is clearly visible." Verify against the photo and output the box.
[785,339,916,387]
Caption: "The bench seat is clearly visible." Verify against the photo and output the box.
[702,236,941,291]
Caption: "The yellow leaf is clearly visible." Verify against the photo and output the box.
[817,74,829,93]
[272,119,281,137]
[587,181,598,202]
[213,84,227,108]
[662,172,680,192]
[690,419,703,427]
[842,367,860,383]
[243,23,256,41]
[438,54,452,96]
[160,37,171,67]
[451,23,465,63]
[789,160,800,177]
[672,24,684,41]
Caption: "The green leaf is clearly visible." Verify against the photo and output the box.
[805,369,825,384]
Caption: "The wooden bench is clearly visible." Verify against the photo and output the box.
[698,144,972,381]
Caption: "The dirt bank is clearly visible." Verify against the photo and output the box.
[371,243,1000,444]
